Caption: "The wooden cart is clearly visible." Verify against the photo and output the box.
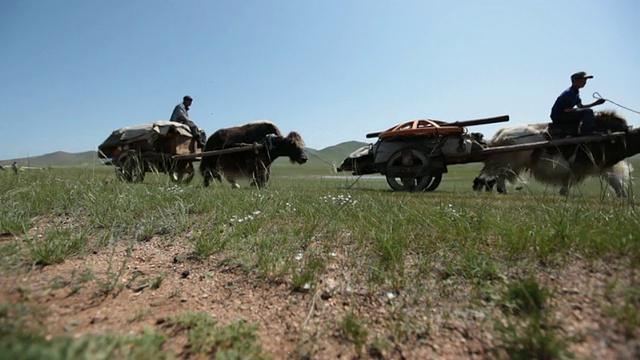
[98,121,266,183]
[98,122,203,183]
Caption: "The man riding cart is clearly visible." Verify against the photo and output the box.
[170,95,206,149]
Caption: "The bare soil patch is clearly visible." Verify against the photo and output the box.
[2,229,639,359]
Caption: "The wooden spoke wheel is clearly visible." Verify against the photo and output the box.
[170,161,195,184]
[116,150,145,183]
[385,148,435,192]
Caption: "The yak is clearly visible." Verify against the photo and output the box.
[474,111,637,196]
[199,120,307,188]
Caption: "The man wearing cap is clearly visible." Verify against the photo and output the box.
[170,95,206,149]
[550,71,606,135]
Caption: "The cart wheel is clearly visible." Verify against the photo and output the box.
[423,173,443,192]
[116,150,145,183]
[170,161,195,184]
[384,148,433,192]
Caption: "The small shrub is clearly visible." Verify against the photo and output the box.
[340,312,368,356]
[604,284,640,339]
[292,255,325,292]
[151,271,167,290]
[494,316,571,360]
[191,227,228,260]
[503,278,548,316]
[27,228,88,266]
[167,313,268,359]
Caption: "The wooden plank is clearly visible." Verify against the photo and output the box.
[479,132,626,156]
[172,143,264,161]
[365,115,510,138]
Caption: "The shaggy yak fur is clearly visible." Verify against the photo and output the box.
[199,120,307,188]
[473,111,638,197]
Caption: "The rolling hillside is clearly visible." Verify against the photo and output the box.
[0,141,370,169]
[0,151,100,168]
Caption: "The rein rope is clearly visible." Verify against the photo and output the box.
[308,152,338,172]
[593,92,640,115]
[306,151,364,189]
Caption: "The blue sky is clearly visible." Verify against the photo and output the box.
[1,0,639,160]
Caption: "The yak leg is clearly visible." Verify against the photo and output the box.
[202,167,214,187]
[486,179,496,191]
[225,174,240,188]
[204,169,223,188]
[203,172,212,187]
[495,168,510,194]
[473,176,491,192]
[559,177,572,196]
[250,161,270,188]
[496,177,508,194]
[472,176,483,192]
[251,168,269,188]
[226,178,240,188]
[472,176,497,192]
[603,172,628,198]
[495,165,516,194]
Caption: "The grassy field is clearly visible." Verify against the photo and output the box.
[0,163,639,359]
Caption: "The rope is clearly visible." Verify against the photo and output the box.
[306,151,367,189]
[593,92,640,115]
[308,152,338,172]
[345,174,364,189]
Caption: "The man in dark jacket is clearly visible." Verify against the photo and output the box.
[170,95,206,148]
[550,71,606,135]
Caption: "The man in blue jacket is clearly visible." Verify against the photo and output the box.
[550,71,606,135]
[170,95,206,148]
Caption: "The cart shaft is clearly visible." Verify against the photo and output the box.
[172,143,265,161]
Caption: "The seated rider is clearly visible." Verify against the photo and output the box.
[170,95,206,148]
[550,71,606,135]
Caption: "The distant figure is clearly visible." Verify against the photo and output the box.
[550,71,606,135]
[12,162,19,174]
[170,95,206,149]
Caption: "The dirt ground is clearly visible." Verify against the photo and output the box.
[1,227,639,359]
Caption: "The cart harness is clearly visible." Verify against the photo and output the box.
[264,133,277,150]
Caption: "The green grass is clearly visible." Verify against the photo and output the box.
[0,302,172,360]
[0,164,639,358]
[167,312,269,359]
[494,278,571,359]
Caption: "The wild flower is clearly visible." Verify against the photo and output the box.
[229,210,261,223]
[320,193,358,206]
[285,202,297,211]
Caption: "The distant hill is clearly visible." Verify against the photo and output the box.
[0,151,100,168]
[312,141,369,162]
[0,141,371,168]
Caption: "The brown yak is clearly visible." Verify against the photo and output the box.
[199,120,307,188]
